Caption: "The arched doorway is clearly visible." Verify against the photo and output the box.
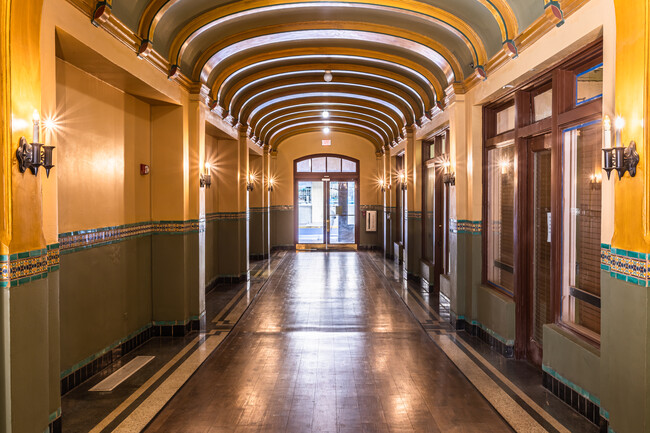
[294,154,360,249]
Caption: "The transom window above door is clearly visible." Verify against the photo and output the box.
[296,156,357,173]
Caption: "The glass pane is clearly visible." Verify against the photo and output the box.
[534,89,552,122]
[329,181,355,244]
[327,157,341,172]
[423,165,435,262]
[342,159,356,172]
[496,105,515,134]
[312,157,326,172]
[487,141,515,294]
[298,181,324,243]
[297,159,311,172]
[577,64,603,105]
[532,146,552,344]
[562,121,602,334]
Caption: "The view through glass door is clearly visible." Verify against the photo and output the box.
[295,155,359,249]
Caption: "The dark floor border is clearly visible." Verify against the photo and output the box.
[358,245,381,251]
[542,371,608,432]
[452,317,514,358]
[250,253,270,261]
[215,273,249,284]
[60,318,200,396]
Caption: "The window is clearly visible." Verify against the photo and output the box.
[486,141,516,295]
[576,63,603,105]
[496,105,515,134]
[533,89,552,122]
[562,121,602,337]
[295,155,357,173]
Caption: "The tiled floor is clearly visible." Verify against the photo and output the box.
[63,250,598,432]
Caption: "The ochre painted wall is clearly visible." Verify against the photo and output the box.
[56,59,151,232]
[272,131,381,207]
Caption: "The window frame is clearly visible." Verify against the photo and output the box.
[482,39,604,358]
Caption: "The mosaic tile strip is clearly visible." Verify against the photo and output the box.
[270,205,294,211]
[360,205,383,211]
[601,243,650,287]
[205,212,247,222]
[0,244,60,288]
[450,219,482,235]
[59,220,201,254]
[407,211,422,219]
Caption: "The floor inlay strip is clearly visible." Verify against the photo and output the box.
[90,356,155,392]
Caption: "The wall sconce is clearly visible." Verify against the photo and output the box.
[397,172,407,190]
[441,160,456,186]
[200,162,212,188]
[16,110,55,177]
[267,177,275,192]
[247,173,255,192]
[378,178,390,192]
[602,115,639,180]
[590,173,602,189]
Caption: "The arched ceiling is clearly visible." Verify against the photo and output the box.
[110,0,545,150]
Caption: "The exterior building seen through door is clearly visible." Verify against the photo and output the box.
[297,180,356,245]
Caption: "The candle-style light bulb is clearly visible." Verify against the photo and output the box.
[32,110,40,143]
[603,115,612,149]
[614,116,625,147]
[204,162,211,171]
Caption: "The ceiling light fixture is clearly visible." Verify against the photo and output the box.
[322,110,330,119]
[323,127,330,134]
[324,70,333,82]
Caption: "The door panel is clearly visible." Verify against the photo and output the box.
[526,134,552,365]
[328,181,356,244]
[298,181,325,243]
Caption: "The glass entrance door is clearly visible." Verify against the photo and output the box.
[328,181,356,244]
[298,181,325,244]
[297,180,357,247]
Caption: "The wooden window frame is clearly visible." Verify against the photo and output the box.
[482,39,604,361]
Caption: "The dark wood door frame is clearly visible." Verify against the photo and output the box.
[293,154,361,246]
[482,40,604,363]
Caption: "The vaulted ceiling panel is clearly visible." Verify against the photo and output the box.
[106,0,550,150]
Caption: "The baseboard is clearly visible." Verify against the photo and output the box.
[60,316,201,396]
[249,253,270,261]
[48,415,62,433]
[452,317,514,358]
[543,370,608,432]
[358,245,381,251]
[60,324,155,395]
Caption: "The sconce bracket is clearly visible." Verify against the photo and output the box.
[625,141,639,178]
[16,137,32,174]
[200,173,212,188]
[443,172,456,186]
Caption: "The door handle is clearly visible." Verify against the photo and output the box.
[327,219,330,232]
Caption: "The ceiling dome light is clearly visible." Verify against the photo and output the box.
[324,70,333,82]
[322,110,330,119]
[323,127,330,134]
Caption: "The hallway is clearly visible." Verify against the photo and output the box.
[144,252,510,432]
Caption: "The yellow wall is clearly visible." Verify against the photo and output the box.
[56,59,151,232]
[273,131,381,206]
[205,134,240,214]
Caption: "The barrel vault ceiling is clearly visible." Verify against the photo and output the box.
[93,0,559,149]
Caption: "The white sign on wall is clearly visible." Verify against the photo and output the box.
[366,210,377,232]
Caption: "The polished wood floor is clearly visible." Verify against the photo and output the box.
[144,252,512,432]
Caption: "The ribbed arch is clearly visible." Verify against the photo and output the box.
[230,81,422,125]
[220,66,434,114]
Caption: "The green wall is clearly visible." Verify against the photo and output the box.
[60,237,152,371]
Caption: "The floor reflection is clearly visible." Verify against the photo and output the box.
[144,252,511,433]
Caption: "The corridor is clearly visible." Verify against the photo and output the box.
[144,252,510,432]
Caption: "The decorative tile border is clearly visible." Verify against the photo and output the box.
[59,220,202,254]
[601,243,649,286]
[450,219,482,235]
[270,205,294,211]
[407,211,421,220]
[0,244,60,288]
[205,211,247,221]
